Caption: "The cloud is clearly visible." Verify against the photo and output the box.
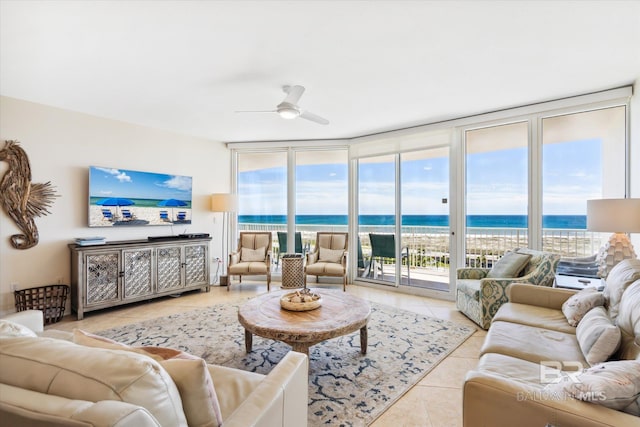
[95,167,131,183]
[160,175,192,192]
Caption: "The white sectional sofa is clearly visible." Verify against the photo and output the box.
[0,310,308,427]
[463,259,640,427]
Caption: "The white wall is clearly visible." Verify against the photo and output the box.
[0,96,230,315]
[631,79,640,250]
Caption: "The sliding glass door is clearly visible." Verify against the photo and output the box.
[357,147,451,289]
[400,147,450,291]
[357,155,399,285]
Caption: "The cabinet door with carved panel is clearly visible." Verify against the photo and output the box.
[122,248,153,299]
[156,245,184,293]
[84,250,120,307]
[184,243,209,286]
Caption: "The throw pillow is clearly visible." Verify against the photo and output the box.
[240,246,266,262]
[0,319,37,338]
[562,287,605,327]
[576,306,621,365]
[73,329,198,361]
[73,329,223,426]
[544,360,640,416]
[603,258,640,322]
[486,252,531,278]
[319,247,345,263]
[161,358,223,427]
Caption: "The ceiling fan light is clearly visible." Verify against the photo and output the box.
[278,107,299,119]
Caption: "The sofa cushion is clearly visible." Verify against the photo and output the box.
[476,353,549,388]
[306,261,345,276]
[228,261,268,274]
[615,280,640,360]
[0,319,37,338]
[0,336,188,426]
[576,306,621,365]
[480,320,586,365]
[240,246,266,262]
[561,287,605,327]
[493,302,576,334]
[486,252,531,278]
[0,383,162,427]
[73,329,222,426]
[318,247,344,263]
[544,360,640,416]
[604,258,640,322]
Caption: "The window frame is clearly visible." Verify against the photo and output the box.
[230,86,631,299]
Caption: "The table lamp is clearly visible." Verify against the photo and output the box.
[587,198,640,278]
[211,193,238,283]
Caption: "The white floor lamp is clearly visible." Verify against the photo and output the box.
[587,198,640,278]
[211,193,238,284]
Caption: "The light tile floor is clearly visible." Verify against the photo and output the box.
[51,281,484,427]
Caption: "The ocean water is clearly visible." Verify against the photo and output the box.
[239,214,587,229]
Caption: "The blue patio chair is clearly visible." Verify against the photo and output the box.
[121,209,134,221]
[357,236,370,276]
[159,210,170,222]
[276,232,306,267]
[368,233,410,284]
[101,209,114,221]
[176,211,187,222]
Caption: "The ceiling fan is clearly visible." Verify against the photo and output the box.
[236,85,329,125]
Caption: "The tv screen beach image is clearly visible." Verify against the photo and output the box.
[88,166,192,227]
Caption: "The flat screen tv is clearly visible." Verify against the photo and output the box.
[88,166,192,227]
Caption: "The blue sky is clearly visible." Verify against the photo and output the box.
[89,166,192,201]
[239,138,602,216]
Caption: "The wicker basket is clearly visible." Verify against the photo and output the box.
[281,254,304,289]
[14,284,69,324]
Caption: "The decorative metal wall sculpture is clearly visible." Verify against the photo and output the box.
[0,140,58,249]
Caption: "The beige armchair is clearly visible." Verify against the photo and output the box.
[228,232,272,291]
[304,232,348,291]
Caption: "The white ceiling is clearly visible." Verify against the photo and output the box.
[1,1,639,144]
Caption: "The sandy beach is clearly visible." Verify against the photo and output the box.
[90,205,191,227]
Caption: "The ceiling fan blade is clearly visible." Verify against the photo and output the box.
[283,85,305,105]
[299,110,329,125]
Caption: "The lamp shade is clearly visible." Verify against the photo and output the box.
[210,193,238,213]
[587,198,640,233]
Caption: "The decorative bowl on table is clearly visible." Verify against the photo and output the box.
[280,289,322,311]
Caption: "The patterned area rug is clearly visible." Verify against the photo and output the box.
[98,301,475,426]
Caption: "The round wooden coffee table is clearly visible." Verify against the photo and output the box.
[238,289,371,356]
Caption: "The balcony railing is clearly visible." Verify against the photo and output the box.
[238,223,605,277]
